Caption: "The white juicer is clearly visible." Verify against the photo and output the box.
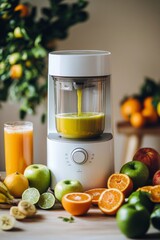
[47,50,114,190]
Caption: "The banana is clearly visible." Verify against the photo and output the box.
[18,200,37,217]
[10,206,26,220]
[0,193,10,204]
[0,181,14,200]
[0,214,15,230]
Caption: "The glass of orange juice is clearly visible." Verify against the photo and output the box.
[4,121,33,175]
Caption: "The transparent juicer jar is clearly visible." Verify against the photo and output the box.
[54,76,108,139]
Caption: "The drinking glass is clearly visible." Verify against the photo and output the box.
[4,121,33,175]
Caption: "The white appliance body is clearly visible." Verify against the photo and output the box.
[47,50,114,190]
[47,133,113,190]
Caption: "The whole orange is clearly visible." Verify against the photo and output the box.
[10,64,23,79]
[4,172,29,198]
[121,98,142,121]
[142,107,158,124]
[143,96,154,109]
[14,4,29,17]
[130,112,146,128]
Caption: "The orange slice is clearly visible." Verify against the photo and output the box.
[107,173,133,197]
[98,188,125,215]
[85,188,106,205]
[62,192,92,216]
[150,185,160,203]
[137,185,153,194]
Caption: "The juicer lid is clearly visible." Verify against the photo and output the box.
[48,50,111,77]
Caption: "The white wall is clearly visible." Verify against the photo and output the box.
[1,0,160,171]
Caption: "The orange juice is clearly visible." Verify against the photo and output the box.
[56,112,105,138]
[4,121,33,175]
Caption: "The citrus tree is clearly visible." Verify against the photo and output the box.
[0,0,89,122]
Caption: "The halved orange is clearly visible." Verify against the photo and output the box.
[62,192,92,216]
[150,185,160,203]
[85,188,107,205]
[137,185,153,194]
[98,188,125,215]
[107,173,133,197]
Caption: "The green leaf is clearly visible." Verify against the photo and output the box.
[58,216,75,223]
[34,35,42,47]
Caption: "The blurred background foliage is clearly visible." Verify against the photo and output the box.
[0,0,89,122]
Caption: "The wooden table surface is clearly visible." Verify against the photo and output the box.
[0,205,160,240]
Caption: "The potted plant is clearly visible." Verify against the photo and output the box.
[0,0,89,122]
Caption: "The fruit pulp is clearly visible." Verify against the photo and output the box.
[56,89,105,138]
[4,126,33,175]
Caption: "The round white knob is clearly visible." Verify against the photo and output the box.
[71,148,88,164]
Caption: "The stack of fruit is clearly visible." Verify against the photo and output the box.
[120,78,160,128]
[0,147,160,239]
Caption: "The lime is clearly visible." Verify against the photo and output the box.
[38,192,55,210]
[151,207,160,230]
[22,187,40,205]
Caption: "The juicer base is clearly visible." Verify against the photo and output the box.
[47,133,114,190]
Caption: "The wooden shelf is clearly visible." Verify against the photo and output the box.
[116,121,160,166]
[117,121,160,135]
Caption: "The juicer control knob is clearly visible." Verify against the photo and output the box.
[71,148,88,164]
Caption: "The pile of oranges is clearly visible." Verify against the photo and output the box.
[62,173,135,216]
[120,96,159,128]
[61,172,160,217]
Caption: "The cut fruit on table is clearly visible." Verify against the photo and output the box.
[98,188,125,215]
[107,173,133,197]
[0,214,15,231]
[38,192,56,210]
[10,206,26,220]
[85,188,106,205]
[137,185,153,194]
[150,185,160,203]
[62,192,92,216]
[22,187,40,204]
[18,200,37,217]
[137,185,160,203]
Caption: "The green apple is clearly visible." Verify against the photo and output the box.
[54,179,83,202]
[151,206,160,230]
[128,190,154,213]
[120,161,149,189]
[24,164,51,194]
[116,203,150,238]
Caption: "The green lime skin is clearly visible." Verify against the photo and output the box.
[116,203,150,238]
[151,208,160,230]
[120,161,149,189]
[128,191,154,213]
